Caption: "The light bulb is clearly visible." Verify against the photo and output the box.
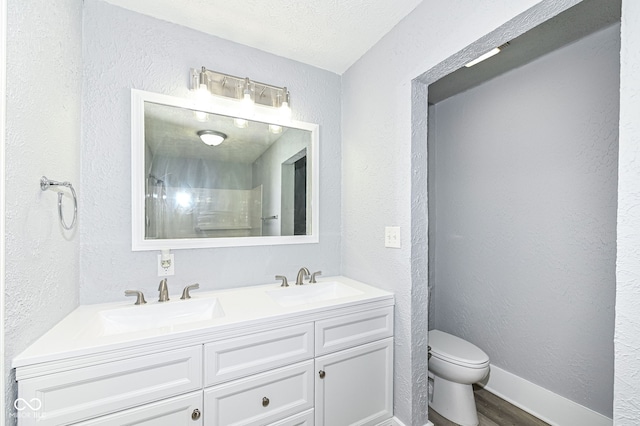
[196,67,210,100]
[279,101,291,120]
[194,111,208,122]
[234,118,249,128]
[279,88,291,120]
[241,77,255,115]
[196,84,210,101]
[269,124,282,134]
[241,93,254,115]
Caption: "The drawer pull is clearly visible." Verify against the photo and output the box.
[191,408,201,420]
[262,397,270,407]
[319,370,326,379]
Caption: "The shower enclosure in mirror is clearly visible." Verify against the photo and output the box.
[131,89,319,250]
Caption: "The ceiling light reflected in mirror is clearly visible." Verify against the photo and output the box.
[197,130,227,146]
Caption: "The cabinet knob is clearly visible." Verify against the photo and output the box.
[262,397,270,407]
[319,370,326,379]
[191,408,201,420]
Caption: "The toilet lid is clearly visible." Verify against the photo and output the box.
[429,329,489,367]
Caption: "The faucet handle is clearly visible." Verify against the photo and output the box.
[310,271,322,283]
[124,290,147,305]
[275,275,289,287]
[180,283,200,300]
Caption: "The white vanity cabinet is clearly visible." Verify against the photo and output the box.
[314,308,394,426]
[13,278,394,426]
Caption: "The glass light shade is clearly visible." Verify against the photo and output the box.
[197,130,227,146]
[279,101,292,120]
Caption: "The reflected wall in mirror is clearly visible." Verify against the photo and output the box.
[131,90,319,250]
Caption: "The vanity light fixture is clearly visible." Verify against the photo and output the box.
[190,66,292,119]
[197,130,227,146]
[465,42,510,68]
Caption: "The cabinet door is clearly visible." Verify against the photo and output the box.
[74,391,203,426]
[315,338,393,426]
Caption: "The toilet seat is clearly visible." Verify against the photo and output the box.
[429,330,489,368]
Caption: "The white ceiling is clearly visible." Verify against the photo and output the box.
[102,0,424,74]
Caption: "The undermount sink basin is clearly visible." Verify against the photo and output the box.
[267,281,363,307]
[95,297,225,336]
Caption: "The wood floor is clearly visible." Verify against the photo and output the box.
[429,386,550,426]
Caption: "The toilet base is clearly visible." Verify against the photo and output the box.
[429,375,478,426]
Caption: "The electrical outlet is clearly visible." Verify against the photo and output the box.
[385,226,401,248]
[158,254,175,276]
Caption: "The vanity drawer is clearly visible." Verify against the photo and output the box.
[269,408,314,425]
[73,390,203,426]
[18,345,202,426]
[204,323,313,386]
[315,306,394,356]
[204,360,314,426]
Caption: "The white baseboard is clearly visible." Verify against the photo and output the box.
[482,364,612,426]
[389,417,432,426]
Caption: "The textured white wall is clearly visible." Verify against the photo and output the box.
[80,0,342,303]
[342,1,565,423]
[614,1,640,424]
[4,0,82,423]
[430,24,619,417]
[340,0,627,424]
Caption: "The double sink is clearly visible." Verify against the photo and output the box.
[94,280,363,337]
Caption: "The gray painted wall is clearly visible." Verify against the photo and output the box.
[4,0,82,423]
[80,0,342,304]
[429,24,619,417]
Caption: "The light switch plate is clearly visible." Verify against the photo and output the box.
[385,226,401,248]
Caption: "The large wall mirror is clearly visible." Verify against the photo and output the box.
[131,89,319,250]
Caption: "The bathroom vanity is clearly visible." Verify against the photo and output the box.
[13,277,394,425]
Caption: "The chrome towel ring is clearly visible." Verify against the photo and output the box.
[40,176,78,230]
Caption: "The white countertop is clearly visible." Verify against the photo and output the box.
[13,276,393,369]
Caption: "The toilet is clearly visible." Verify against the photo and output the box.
[428,329,490,426]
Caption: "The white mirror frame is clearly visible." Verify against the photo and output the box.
[131,89,319,250]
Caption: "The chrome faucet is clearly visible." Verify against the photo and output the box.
[180,283,199,300]
[158,278,170,302]
[295,267,310,285]
[124,290,147,305]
